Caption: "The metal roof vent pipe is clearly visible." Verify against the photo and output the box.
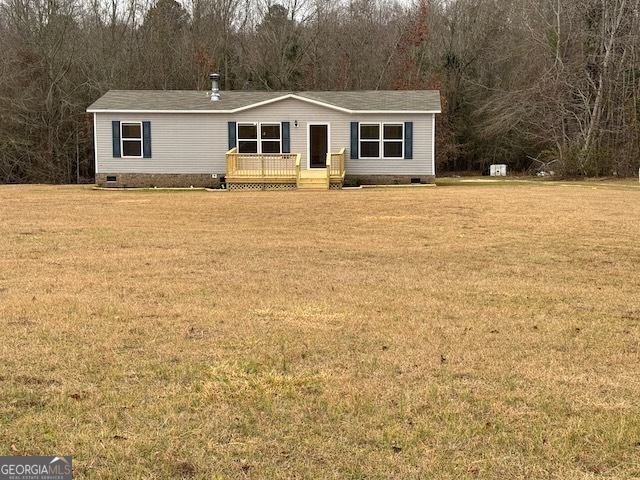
[210,73,220,101]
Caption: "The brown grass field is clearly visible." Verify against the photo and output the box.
[1,180,640,479]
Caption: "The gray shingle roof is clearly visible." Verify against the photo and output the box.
[299,91,441,112]
[87,90,441,113]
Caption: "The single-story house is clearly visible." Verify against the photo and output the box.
[87,75,441,189]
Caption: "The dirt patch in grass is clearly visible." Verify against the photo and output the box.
[1,183,639,478]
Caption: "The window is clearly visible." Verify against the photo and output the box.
[360,124,380,158]
[121,122,142,157]
[359,123,404,159]
[238,124,258,153]
[261,124,281,153]
[237,123,281,154]
[383,124,403,158]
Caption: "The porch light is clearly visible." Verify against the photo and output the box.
[294,120,298,127]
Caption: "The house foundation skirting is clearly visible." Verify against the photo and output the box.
[96,173,221,188]
[96,173,436,189]
[344,175,436,186]
[227,183,297,191]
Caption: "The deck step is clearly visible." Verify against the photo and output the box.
[297,169,329,190]
[298,183,329,190]
[298,169,328,179]
[298,178,328,183]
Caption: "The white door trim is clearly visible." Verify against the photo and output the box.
[306,122,331,170]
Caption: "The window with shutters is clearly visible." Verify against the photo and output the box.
[359,123,404,159]
[359,124,380,158]
[121,122,143,158]
[237,123,281,154]
[383,124,403,158]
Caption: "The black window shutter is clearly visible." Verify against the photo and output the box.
[112,121,121,158]
[282,122,290,153]
[404,121,413,159]
[228,122,237,150]
[142,121,152,158]
[350,122,358,159]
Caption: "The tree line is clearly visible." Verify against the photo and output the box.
[1,0,639,183]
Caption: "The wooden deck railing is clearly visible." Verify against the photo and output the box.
[326,148,346,182]
[226,147,300,178]
[226,147,342,188]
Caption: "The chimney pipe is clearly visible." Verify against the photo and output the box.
[209,73,220,101]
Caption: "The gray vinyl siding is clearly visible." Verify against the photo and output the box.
[231,98,346,171]
[232,99,434,175]
[95,113,225,174]
[348,114,434,176]
[95,98,435,176]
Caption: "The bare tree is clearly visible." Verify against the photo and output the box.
[1,0,639,182]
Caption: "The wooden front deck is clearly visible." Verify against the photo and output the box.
[225,148,345,190]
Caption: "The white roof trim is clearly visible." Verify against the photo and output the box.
[354,110,441,114]
[286,94,352,113]
[226,93,353,113]
[87,108,221,113]
[87,108,441,114]
[87,93,441,114]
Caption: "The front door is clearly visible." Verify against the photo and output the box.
[309,124,329,168]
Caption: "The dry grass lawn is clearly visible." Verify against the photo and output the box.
[1,181,640,479]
